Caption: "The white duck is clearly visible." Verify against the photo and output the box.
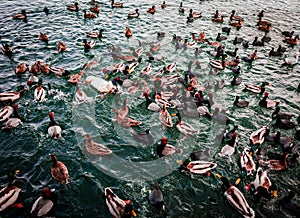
[0,104,14,122]
[250,126,267,145]
[185,161,217,175]
[0,91,21,102]
[48,112,62,139]
[3,104,23,129]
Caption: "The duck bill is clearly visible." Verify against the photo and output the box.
[15,169,20,173]
[131,210,137,217]
[171,113,177,116]
[215,173,222,179]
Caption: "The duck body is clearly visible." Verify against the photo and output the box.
[75,88,88,104]
[14,62,28,74]
[34,85,46,102]
[57,41,66,53]
[84,134,112,155]
[12,10,27,19]
[186,161,217,174]
[144,93,161,112]
[86,29,104,39]
[259,153,288,171]
[125,27,132,38]
[234,96,249,108]
[0,105,14,122]
[66,2,79,11]
[147,5,155,14]
[284,53,299,65]
[128,9,139,18]
[83,9,96,18]
[279,191,300,216]
[259,92,280,108]
[240,148,256,176]
[252,168,271,190]
[48,112,62,139]
[156,139,182,157]
[131,129,154,145]
[30,187,57,217]
[111,0,123,8]
[149,183,164,210]
[3,104,23,129]
[173,113,198,137]
[250,126,267,145]
[38,32,48,43]
[50,154,68,184]
[219,132,238,157]
[159,104,173,128]
[0,92,20,102]
[244,82,269,94]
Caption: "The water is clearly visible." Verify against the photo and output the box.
[0,0,299,217]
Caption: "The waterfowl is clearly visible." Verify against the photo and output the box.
[165,62,176,73]
[84,134,112,155]
[229,19,242,28]
[259,92,280,108]
[125,27,132,38]
[74,88,88,104]
[216,33,227,42]
[128,9,139,18]
[271,106,293,120]
[173,112,198,140]
[232,66,241,75]
[279,191,300,216]
[257,17,271,26]
[141,63,151,75]
[252,168,271,190]
[66,2,79,11]
[105,187,136,218]
[0,170,22,212]
[226,48,238,57]
[114,98,128,118]
[50,154,68,184]
[12,10,27,19]
[57,41,66,53]
[3,104,23,129]
[269,47,282,57]
[150,42,160,52]
[284,53,299,65]
[234,96,249,108]
[224,125,238,141]
[250,126,267,145]
[222,27,231,35]
[282,30,294,38]
[1,44,13,56]
[14,62,28,74]
[213,108,230,125]
[284,35,299,45]
[111,0,123,8]
[216,174,255,218]
[90,3,99,14]
[258,23,271,32]
[83,39,95,51]
[29,61,41,74]
[38,32,48,44]
[49,66,70,77]
[30,187,57,217]
[219,132,238,158]
[156,137,182,157]
[147,5,155,14]
[275,116,296,130]
[178,2,184,13]
[131,129,154,145]
[149,183,164,210]
[86,29,104,38]
[40,63,50,74]
[257,10,264,19]
[26,74,38,86]
[34,79,46,102]
[209,55,226,70]
[48,112,62,139]
[244,82,270,94]
[113,109,141,127]
[230,10,243,21]
[43,7,49,15]
[240,147,256,176]
[185,161,217,174]
[259,153,288,171]
[196,102,212,118]
[242,41,249,48]
[159,104,173,128]
[212,15,225,23]
[189,9,202,18]
[68,70,85,84]
[252,37,264,46]
[276,45,286,53]
[144,93,160,111]
[83,9,97,18]
[161,1,166,9]
[157,32,165,39]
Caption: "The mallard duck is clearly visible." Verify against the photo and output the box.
[216,174,255,218]
[90,3,99,14]
[147,5,155,14]
[66,2,79,11]
[39,32,48,43]
[84,134,112,155]
[128,9,139,18]
[0,170,22,212]
[12,10,27,19]
[252,37,264,46]
[105,187,136,218]
[161,1,167,9]
[49,66,70,77]
[250,126,267,145]
[219,132,238,158]
[259,92,280,108]
[27,73,39,86]
[284,35,299,46]
[144,93,160,111]
[196,102,212,118]
[29,61,41,74]
[189,9,202,18]
[159,104,173,128]
[83,39,95,50]
[209,56,226,70]
[34,79,46,102]
[244,82,270,94]
[40,63,50,74]
[185,161,217,175]
[3,104,23,129]
[275,116,296,130]
[165,62,176,73]
[48,112,62,139]
[130,129,154,145]
[127,79,140,94]
[230,10,243,21]
[241,147,256,176]
[271,106,293,120]
[30,187,57,217]
[141,63,151,75]
[173,112,198,139]
[57,41,66,53]
[212,108,230,125]
[74,88,88,104]
[14,62,28,74]
[113,109,141,127]
[86,29,104,38]
[1,44,13,56]
[149,183,164,210]
[68,70,85,84]
[230,19,242,28]
[83,9,96,18]
[111,0,123,8]
[252,167,271,190]
[156,137,182,157]
[212,15,225,23]
[259,153,288,171]
[234,96,249,108]
[50,154,68,184]
[114,98,128,118]
[178,2,184,13]
[279,191,300,216]
[125,27,132,38]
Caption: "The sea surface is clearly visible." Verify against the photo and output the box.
[0,0,299,217]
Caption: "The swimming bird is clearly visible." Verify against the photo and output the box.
[230,10,243,21]
[144,93,160,111]
[276,45,286,53]
[216,33,227,41]
[66,2,79,11]
[3,104,23,129]
[111,0,123,8]
[242,41,249,48]
[1,44,13,56]
[74,88,88,104]
[161,1,167,9]
[233,96,249,108]
[90,3,99,14]
[258,23,271,32]
[34,79,46,102]
[259,92,280,108]
[84,134,112,155]
[156,137,182,157]
[50,154,68,184]
[12,9,27,20]
[104,187,137,218]
[240,147,256,176]
[125,27,132,38]
[48,112,62,139]
[189,9,202,18]
[216,174,255,218]
[271,106,293,120]
[259,153,288,171]
[83,9,97,18]
[275,115,296,130]
[178,2,184,13]
[244,82,270,94]
[185,161,217,175]
[128,9,139,18]
[159,104,173,128]
[212,108,230,125]
[252,37,264,46]
[284,53,299,65]
[157,32,165,39]
[57,41,66,53]
[131,129,154,145]
[279,191,300,216]
[269,47,282,57]
[284,35,299,46]
[141,63,151,75]
[43,7,49,15]
[219,132,238,158]
[222,27,231,35]
[0,170,22,212]
[261,35,271,43]
[149,183,164,210]
[173,112,198,139]
[38,32,49,43]
[229,19,242,29]
[86,29,104,39]
[250,126,267,145]
[147,5,155,14]
[226,48,238,57]
[114,98,128,118]
[83,39,95,51]
[282,30,294,38]
[30,187,57,217]
[14,62,28,74]
[212,15,225,23]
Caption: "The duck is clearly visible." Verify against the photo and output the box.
[244,82,270,94]
[209,55,226,70]
[279,191,300,216]
[258,23,271,32]
[259,153,288,171]
[90,3,99,14]
[114,98,128,118]
[111,0,123,8]
[178,2,184,13]
[50,154,68,184]
[66,2,79,11]
[257,10,264,19]
[29,61,41,74]
[165,62,176,73]
[157,32,165,39]
[219,132,238,158]
[226,56,240,67]
[229,19,242,28]
[216,33,227,41]
[173,112,198,139]
[83,9,97,18]
[156,137,182,157]
[43,7,49,15]
[84,134,112,155]
[240,147,256,176]
[230,10,243,21]
[161,1,167,9]
[221,27,231,35]
[226,48,238,57]
[190,148,210,161]
[212,15,225,23]
[149,183,164,210]
[216,174,255,218]
[185,161,217,175]
[86,29,104,38]
[250,126,267,145]
[277,45,286,53]
[252,37,264,46]
[130,129,154,145]
[74,88,88,104]
[27,74,39,86]
[150,42,160,52]
[284,53,299,65]
[259,92,280,108]
[34,79,46,102]
[30,187,57,217]
[284,35,299,46]
[38,32,49,43]
[12,10,27,19]
[49,66,70,78]
[1,43,13,56]
[271,106,293,120]
[127,79,140,94]
[234,96,249,108]
[282,30,294,38]
[128,9,139,18]
[113,109,141,128]
[252,167,271,190]
[261,35,271,43]
[40,63,50,74]
[48,112,62,139]
[68,70,85,84]
[141,63,151,75]
[105,187,136,218]
[189,9,202,18]
[147,5,155,14]
[125,27,132,38]
[0,170,22,212]
[14,62,28,74]
[242,41,249,48]
[269,47,282,57]
[159,104,173,128]
[224,125,239,141]
[196,102,212,118]
[144,93,161,112]
[83,39,96,50]
[232,66,241,75]
[275,116,296,130]
[57,41,66,53]
[3,104,23,129]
